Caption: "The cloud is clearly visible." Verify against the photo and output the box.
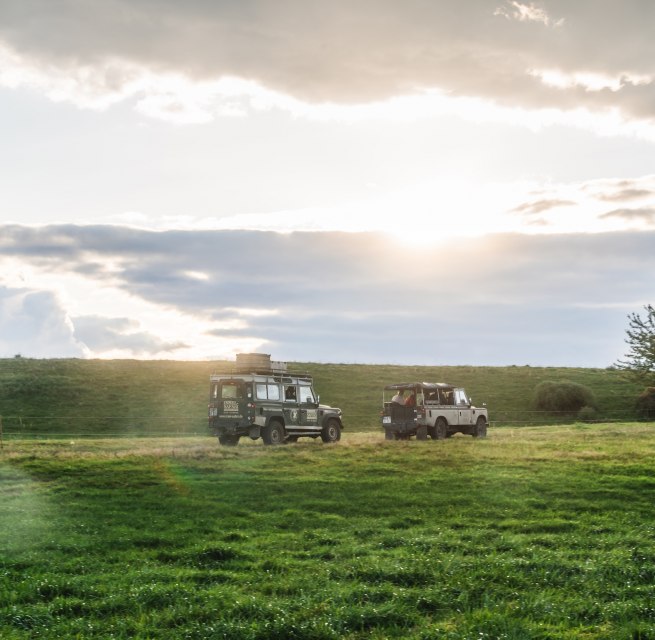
[586,175,655,193]
[600,207,655,224]
[72,315,189,355]
[0,0,654,128]
[494,1,564,27]
[0,286,87,358]
[497,174,655,233]
[589,176,655,205]
[510,199,576,216]
[0,224,653,366]
[598,188,653,202]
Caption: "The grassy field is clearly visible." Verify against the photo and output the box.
[0,358,646,437]
[2,424,655,639]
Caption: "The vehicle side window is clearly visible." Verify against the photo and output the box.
[256,383,281,400]
[284,385,297,401]
[455,389,468,405]
[299,385,316,404]
[211,383,219,400]
[267,384,280,400]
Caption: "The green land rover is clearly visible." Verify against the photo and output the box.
[208,353,344,446]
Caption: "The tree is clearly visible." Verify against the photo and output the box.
[616,304,655,385]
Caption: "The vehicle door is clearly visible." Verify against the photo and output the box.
[283,382,300,426]
[218,380,247,421]
[255,381,281,426]
[298,384,319,427]
[455,388,473,425]
[437,387,459,425]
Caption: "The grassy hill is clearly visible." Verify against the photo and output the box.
[0,357,646,438]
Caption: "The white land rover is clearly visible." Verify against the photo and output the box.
[381,382,488,441]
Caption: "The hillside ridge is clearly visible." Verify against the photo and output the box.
[0,358,644,437]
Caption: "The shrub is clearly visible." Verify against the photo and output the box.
[532,381,597,414]
[635,387,655,421]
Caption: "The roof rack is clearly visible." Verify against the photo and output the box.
[210,353,312,380]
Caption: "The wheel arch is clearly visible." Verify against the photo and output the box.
[267,414,286,429]
[435,414,450,426]
[321,414,343,429]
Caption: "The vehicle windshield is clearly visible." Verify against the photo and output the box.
[299,385,317,404]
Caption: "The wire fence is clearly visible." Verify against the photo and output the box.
[0,409,652,441]
[0,414,207,439]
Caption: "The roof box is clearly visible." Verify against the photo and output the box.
[235,353,287,373]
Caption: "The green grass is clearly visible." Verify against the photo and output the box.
[2,425,655,638]
[0,358,647,437]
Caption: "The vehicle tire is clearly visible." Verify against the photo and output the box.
[435,418,447,440]
[416,425,428,440]
[218,434,239,446]
[263,421,285,445]
[321,419,341,443]
[473,417,487,438]
[385,430,395,440]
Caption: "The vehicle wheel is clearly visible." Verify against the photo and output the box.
[263,421,285,445]
[435,418,447,440]
[321,419,341,443]
[416,425,428,440]
[473,417,487,438]
[427,426,437,439]
[218,434,239,446]
[385,430,395,440]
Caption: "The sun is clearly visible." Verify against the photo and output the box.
[387,220,453,247]
[368,179,512,247]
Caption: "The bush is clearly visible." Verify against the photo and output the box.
[635,387,655,421]
[532,381,597,414]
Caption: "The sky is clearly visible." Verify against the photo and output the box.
[0,0,654,367]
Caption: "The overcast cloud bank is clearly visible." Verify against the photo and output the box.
[0,224,652,366]
[1,0,655,132]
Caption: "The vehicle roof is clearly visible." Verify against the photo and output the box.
[210,372,313,382]
[384,382,456,391]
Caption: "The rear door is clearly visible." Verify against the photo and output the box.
[219,380,247,421]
